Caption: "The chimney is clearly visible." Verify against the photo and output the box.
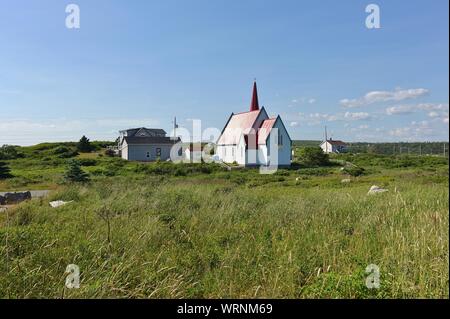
[250,81,260,112]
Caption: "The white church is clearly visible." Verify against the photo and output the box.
[216,82,292,167]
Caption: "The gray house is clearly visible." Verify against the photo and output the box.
[118,127,180,161]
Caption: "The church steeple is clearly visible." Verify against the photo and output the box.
[250,81,260,112]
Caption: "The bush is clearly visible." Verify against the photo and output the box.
[63,159,90,183]
[104,149,115,157]
[0,161,12,179]
[53,146,79,158]
[342,166,365,177]
[0,145,24,160]
[77,136,94,153]
[298,147,330,167]
[78,158,98,167]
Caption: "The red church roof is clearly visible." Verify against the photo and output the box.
[258,118,277,144]
[217,82,290,147]
[217,109,261,145]
[250,81,260,112]
[326,139,347,146]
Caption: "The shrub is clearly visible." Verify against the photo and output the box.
[53,146,79,159]
[342,166,365,177]
[52,146,70,154]
[78,158,98,167]
[104,149,115,157]
[63,159,90,183]
[77,136,94,153]
[0,145,24,160]
[298,147,330,167]
[0,161,12,179]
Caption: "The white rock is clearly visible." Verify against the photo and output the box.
[367,185,388,195]
[0,207,7,213]
[49,200,73,208]
[341,179,351,183]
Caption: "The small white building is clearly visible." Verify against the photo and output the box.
[320,139,348,154]
[216,82,292,167]
[184,143,208,163]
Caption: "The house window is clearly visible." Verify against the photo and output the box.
[156,148,161,157]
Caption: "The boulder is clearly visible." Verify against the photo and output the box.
[367,185,388,195]
[4,191,32,204]
[50,200,73,208]
[341,179,351,183]
[0,195,5,205]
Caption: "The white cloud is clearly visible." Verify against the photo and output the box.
[344,112,372,121]
[340,88,429,108]
[389,120,438,140]
[309,113,339,122]
[386,105,416,115]
[303,111,374,125]
[308,98,316,104]
[416,103,449,111]
[290,121,299,127]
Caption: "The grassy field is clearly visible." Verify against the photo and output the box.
[0,143,448,298]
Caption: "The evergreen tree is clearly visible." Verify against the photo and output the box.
[77,135,93,153]
[63,159,90,182]
[0,161,12,179]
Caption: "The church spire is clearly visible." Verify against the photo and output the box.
[250,81,260,112]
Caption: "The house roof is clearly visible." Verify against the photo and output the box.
[120,128,167,137]
[217,109,262,145]
[258,118,277,144]
[324,139,347,146]
[124,136,180,145]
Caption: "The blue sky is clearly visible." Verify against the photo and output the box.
[0,0,448,145]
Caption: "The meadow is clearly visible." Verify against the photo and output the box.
[0,143,448,298]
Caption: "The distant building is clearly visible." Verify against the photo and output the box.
[216,82,292,167]
[118,127,180,161]
[320,139,348,154]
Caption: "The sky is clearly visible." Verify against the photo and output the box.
[0,0,448,145]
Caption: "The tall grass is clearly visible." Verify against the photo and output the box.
[0,172,448,298]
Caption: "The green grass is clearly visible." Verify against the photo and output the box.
[0,144,448,298]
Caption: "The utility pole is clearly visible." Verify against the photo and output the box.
[173,117,178,140]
